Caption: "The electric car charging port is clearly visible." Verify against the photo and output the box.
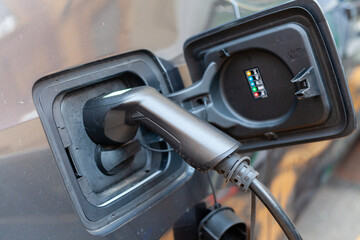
[55,73,170,206]
[33,50,194,235]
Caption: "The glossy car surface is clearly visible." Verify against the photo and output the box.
[0,0,359,239]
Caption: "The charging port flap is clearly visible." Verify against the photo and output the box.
[180,0,355,152]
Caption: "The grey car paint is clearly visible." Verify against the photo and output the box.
[0,0,355,239]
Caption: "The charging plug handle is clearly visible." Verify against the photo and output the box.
[83,86,240,172]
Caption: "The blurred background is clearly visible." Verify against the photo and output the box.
[1,0,360,239]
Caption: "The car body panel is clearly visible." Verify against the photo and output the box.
[1,0,359,239]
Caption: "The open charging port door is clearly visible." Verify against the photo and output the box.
[172,0,356,152]
[32,0,356,238]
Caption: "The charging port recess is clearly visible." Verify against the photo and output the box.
[32,50,206,236]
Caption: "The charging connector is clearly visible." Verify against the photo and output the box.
[83,86,302,240]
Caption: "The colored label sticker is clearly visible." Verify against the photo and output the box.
[244,67,268,99]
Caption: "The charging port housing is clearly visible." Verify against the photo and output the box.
[33,50,203,235]
[181,0,355,151]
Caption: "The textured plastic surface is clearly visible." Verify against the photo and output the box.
[180,0,356,152]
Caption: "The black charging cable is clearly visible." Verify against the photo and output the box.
[249,178,302,240]
[215,154,302,240]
